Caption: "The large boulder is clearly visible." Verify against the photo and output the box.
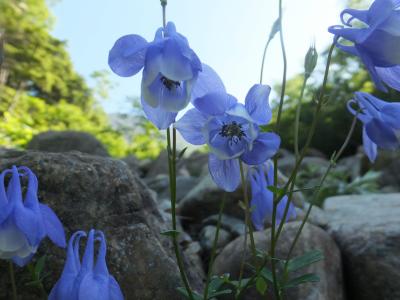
[27,130,109,157]
[0,150,202,300]
[324,194,400,300]
[213,222,344,300]
[178,173,306,234]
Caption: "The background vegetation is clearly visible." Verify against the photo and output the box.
[0,0,163,158]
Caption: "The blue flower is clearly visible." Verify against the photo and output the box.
[109,22,221,129]
[248,162,296,231]
[0,166,66,266]
[49,229,124,300]
[328,0,400,92]
[176,84,281,192]
[348,92,400,162]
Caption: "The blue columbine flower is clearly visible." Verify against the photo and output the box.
[328,0,400,92]
[49,229,124,300]
[109,22,222,129]
[0,166,66,266]
[176,83,281,192]
[248,161,296,231]
[348,92,400,162]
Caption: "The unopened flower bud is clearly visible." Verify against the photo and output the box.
[304,44,318,79]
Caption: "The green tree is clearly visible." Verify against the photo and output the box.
[0,0,164,158]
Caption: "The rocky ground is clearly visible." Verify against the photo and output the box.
[0,130,399,300]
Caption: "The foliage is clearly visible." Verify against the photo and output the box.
[275,43,400,157]
[0,0,164,159]
[296,162,381,206]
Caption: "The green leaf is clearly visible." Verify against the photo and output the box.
[255,276,268,295]
[177,147,188,161]
[287,250,324,273]
[284,273,320,288]
[35,255,46,277]
[260,267,274,283]
[160,230,180,238]
[228,278,251,288]
[208,289,232,298]
[267,185,285,198]
[207,276,225,295]
[176,287,203,300]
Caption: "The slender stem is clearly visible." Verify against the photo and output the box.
[236,160,256,297]
[294,77,308,158]
[161,0,167,28]
[259,39,272,84]
[9,261,17,300]
[273,42,336,244]
[283,112,358,273]
[239,160,256,256]
[203,193,226,300]
[167,128,194,300]
[269,1,287,298]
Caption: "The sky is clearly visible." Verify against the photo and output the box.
[50,0,347,114]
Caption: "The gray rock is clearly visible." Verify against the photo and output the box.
[178,173,305,227]
[145,150,188,178]
[363,150,400,189]
[199,225,232,252]
[121,155,142,177]
[0,150,202,300]
[183,151,209,177]
[324,193,400,300]
[202,214,246,237]
[213,222,344,300]
[27,130,109,157]
[295,203,328,229]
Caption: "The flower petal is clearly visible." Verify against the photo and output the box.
[39,204,66,248]
[94,231,108,275]
[109,276,124,300]
[241,132,281,165]
[363,127,378,162]
[376,65,400,92]
[108,34,148,77]
[81,229,95,272]
[175,108,207,145]
[245,84,272,125]
[208,154,240,192]
[159,35,200,81]
[145,73,191,112]
[365,118,399,149]
[193,92,237,116]
[191,64,226,100]
[141,97,177,130]
[380,102,400,129]
[276,196,297,224]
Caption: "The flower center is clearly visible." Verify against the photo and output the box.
[219,121,246,144]
[160,76,181,91]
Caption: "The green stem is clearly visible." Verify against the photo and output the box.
[239,160,256,256]
[273,42,336,245]
[283,112,358,274]
[167,128,194,300]
[236,160,256,297]
[203,193,226,300]
[259,39,272,84]
[9,261,17,300]
[294,77,308,158]
[269,0,287,298]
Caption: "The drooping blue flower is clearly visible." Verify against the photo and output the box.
[49,229,124,300]
[248,161,296,231]
[176,83,281,192]
[0,166,66,266]
[347,92,400,162]
[328,0,400,92]
[109,22,222,129]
